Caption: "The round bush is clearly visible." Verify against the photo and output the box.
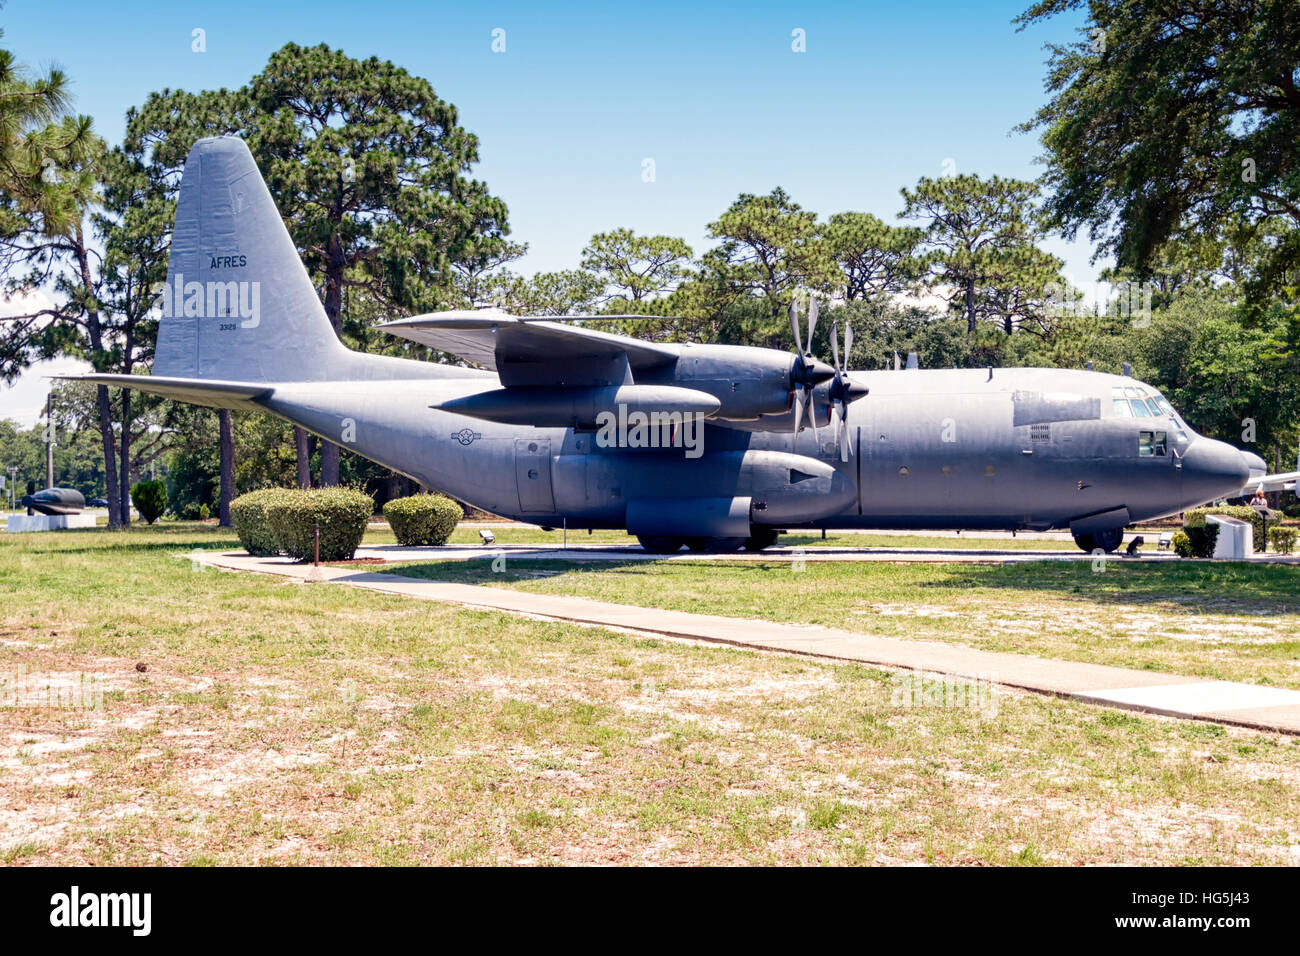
[383,494,463,546]
[266,488,374,562]
[130,480,167,525]
[230,488,297,556]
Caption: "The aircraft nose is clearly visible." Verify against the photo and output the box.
[1182,438,1252,499]
[1242,450,1268,483]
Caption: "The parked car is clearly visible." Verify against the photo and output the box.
[88,498,109,507]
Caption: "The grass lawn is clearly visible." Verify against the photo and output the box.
[2,522,1299,865]
[384,557,1300,689]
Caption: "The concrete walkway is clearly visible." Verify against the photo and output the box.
[192,549,1300,735]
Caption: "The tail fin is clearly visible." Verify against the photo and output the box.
[153,136,348,382]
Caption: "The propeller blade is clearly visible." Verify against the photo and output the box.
[830,318,840,371]
[792,388,803,434]
[844,323,853,366]
[789,298,802,356]
[807,294,819,354]
[806,386,818,443]
[842,406,854,458]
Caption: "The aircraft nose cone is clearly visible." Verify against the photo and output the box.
[1242,450,1268,483]
[795,355,836,385]
[1183,439,1252,499]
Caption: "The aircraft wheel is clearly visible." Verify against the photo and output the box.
[684,536,746,553]
[637,535,685,554]
[743,528,780,551]
[1073,527,1124,553]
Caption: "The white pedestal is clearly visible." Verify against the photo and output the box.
[5,513,99,533]
[1207,515,1252,559]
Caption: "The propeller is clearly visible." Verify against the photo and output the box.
[788,291,834,438]
[827,318,869,461]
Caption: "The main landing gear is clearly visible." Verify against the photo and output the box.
[1072,527,1125,553]
[636,527,781,554]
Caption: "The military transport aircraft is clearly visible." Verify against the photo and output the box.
[68,137,1274,554]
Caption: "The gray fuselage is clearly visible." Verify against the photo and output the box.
[259,363,1256,535]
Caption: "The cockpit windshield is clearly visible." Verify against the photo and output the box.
[1112,385,1190,443]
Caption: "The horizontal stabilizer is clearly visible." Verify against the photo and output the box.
[56,374,272,410]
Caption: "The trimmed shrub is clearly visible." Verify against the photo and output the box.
[1185,505,1266,552]
[1268,527,1297,554]
[1182,523,1220,558]
[1171,531,1193,558]
[266,487,374,562]
[230,488,297,556]
[383,494,463,546]
[130,480,167,525]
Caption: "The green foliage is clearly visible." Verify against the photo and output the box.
[129,480,167,524]
[900,174,1062,334]
[1018,0,1300,312]
[383,494,463,546]
[229,488,297,556]
[1171,531,1193,559]
[266,487,374,562]
[1268,527,1297,554]
[580,229,694,305]
[1181,524,1220,559]
[822,212,924,302]
[701,187,835,317]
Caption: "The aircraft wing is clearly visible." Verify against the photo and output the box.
[378,312,678,387]
[1249,471,1298,493]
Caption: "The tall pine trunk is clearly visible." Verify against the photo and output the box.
[295,427,311,488]
[76,240,121,528]
[219,409,234,525]
[119,388,132,526]
[965,277,977,334]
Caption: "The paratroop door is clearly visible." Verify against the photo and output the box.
[515,438,555,513]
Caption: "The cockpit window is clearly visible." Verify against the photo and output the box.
[1139,430,1168,457]
[1112,397,1134,417]
[1131,398,1152,417]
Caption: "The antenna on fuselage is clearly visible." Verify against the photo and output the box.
[1123,361,1132,376]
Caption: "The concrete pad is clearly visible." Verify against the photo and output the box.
[1078,681,1300,714]
[193,550,1300,736]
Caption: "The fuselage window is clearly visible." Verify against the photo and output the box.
[1139,430,1168,457]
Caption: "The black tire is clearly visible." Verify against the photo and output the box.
[684,536,746,553]
[743,528,780,551]
[1073,527,1124,553]
[637,535,685,554]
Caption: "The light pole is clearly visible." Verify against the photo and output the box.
[6,466,16,511]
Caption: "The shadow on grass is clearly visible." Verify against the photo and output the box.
[379,554,1300,617]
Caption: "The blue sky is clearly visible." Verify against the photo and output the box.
[1,0,1094,423]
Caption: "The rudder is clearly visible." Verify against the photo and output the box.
[153,136,347,382]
